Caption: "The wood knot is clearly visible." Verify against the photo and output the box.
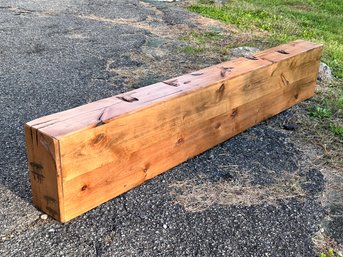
[30,162,43,171]
[231,108,238,118]
[177,137,185,145]
[93,133,105,145]
[143,163,150,173]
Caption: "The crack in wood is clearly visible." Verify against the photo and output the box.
[117,95,139,103]
[163,79,179,87]
[281,73,290,86]
[40,137,55,161]
[277,50,289,55]
[35,129,39,146]
[220,66,234,77]
[95,108,108,127]
[191,73,204,76]
[245,55,258,60]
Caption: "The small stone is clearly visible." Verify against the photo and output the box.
[228,46,260,59]
[317,62,333,82]
[40,214,48,220]
[48,229,55,233]
[163,224,167,229]
[283,124,297,131]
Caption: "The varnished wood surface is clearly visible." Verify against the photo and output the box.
[25,40,323,222]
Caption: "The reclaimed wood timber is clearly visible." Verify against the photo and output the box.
[25,40,323,222]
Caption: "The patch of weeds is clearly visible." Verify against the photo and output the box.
[178,29,228,58]
[321,248,342,257]
[180,30,224,43]
[313,230,343,257]
[309,106,332,119]
[308,84,343,138]
[169,172,306,212]
[329,124,343,137]
[178,45,205,54]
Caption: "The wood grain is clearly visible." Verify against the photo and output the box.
[25,40,323,222]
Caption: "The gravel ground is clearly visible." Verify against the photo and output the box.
[0,0,336,256]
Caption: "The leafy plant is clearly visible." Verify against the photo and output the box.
[309,106,332,119]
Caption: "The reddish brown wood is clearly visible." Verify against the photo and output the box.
[25,40,323,222]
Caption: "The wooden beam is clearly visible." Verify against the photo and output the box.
[25,40,323,222]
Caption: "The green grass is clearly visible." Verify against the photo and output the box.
[178,30,226,56]
[179,45,206,54]
[189,0,343,79]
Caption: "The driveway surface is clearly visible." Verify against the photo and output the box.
[0,0,340,256]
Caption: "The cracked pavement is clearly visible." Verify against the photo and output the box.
[0,0,340,256]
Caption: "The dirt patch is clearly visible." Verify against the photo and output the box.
[169,171,306,212]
